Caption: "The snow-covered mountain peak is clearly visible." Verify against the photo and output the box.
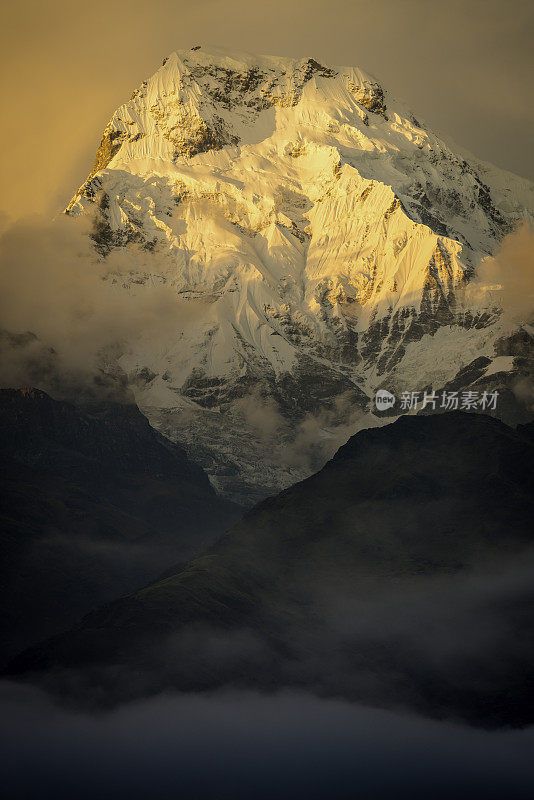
[67,48,534,503]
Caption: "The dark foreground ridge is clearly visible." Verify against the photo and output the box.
[7,411,534,727]
[0,387,241,661]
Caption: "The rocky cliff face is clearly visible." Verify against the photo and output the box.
[67,46,534,503]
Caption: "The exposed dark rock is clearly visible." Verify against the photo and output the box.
[273,355,368,417]
[461,160,512,235]
[349,79,387,117]
[304,58,338,80]
[89,192,145,256]
[89,129,125,178]
[495,327,534,360]
[170,114,240,158]
[420,330,534,425]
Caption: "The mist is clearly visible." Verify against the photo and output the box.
[0,212,203,401]
[474,223,534,323]
[1,683,533,800]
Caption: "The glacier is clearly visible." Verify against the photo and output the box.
[66,46,534,503]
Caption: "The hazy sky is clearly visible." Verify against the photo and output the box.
[1,0,532,220]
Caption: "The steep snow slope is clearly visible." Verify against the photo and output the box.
[68,46,534,503]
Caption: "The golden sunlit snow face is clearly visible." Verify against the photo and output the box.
[0,0,533,221]
[0,9,533,795]
[1,37,529,503]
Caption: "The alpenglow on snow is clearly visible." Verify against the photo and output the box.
[67,46,534,503]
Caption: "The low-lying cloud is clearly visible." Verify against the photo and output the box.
[0,683,533,800]
[472,223,534,323]
[0,212,202,401]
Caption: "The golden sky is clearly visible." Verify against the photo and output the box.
[1,0,532,221]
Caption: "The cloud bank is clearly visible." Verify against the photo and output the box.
[476,223,534,323]
[1,683,533,800]
[0,213,201,401]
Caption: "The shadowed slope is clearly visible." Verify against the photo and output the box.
[8,412,534,727]
[0,388,242,660]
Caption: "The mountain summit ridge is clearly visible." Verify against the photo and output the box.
[67,46,534,502]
